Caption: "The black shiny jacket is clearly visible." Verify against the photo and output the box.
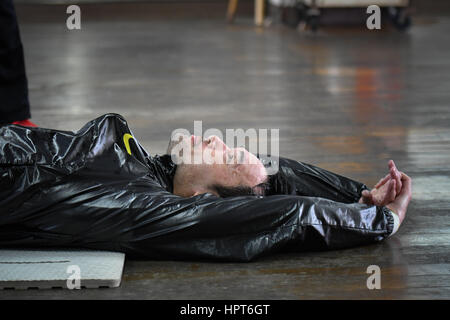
[0,114,395,261]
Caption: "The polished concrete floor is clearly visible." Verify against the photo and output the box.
[1,2,450,299]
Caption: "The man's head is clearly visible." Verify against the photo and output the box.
[168,134,268,197]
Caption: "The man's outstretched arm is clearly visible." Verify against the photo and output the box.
[269,157,404,206]
[268,157,369,203]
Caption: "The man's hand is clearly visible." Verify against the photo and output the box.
[386,172,412,225]
[359,160,403,206]
[374,160,402,195]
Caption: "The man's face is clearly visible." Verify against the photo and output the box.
[168,134,267,197]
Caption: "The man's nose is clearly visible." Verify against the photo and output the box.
[207,136,229,151]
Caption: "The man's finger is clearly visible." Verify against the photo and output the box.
[389,160,401,179]
[375,174,390,188]
[390,166,402,195]
[400,171,410,181]
[399,172,412,198]
[388,159,395,170]
[382,179,396,204]
[389,160,402,195]
[390,179,397,202]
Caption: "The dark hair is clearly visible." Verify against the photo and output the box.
[211,182,269,198]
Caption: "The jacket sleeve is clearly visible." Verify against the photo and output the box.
[267,157,370,203]
[119,186,395,261]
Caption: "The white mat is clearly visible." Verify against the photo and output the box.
[0,249,125,290]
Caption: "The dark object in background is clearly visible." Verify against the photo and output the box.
[270,2,412,31]
[387,6,412,31]
[0,114,396,261]
[0,0,31,124]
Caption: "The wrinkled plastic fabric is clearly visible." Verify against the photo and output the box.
[0,114,394,261]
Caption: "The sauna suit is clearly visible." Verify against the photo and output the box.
[0,114,399,261]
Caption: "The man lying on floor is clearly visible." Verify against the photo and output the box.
[0,113,412,261]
